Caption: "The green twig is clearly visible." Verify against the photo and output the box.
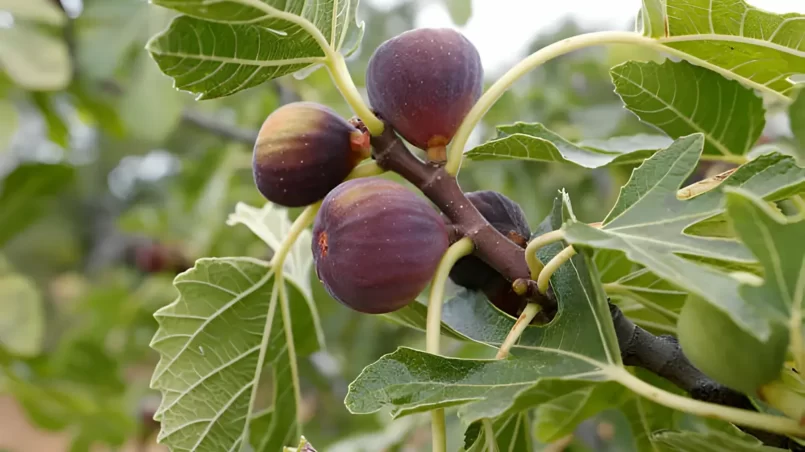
[496,303,541,359]
[537,246,577,294]
[425,237,474,452]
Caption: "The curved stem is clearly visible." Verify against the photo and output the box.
[269,202,321,268]
[483,418,498,452]
[537,246,577,294]
[611,368,805,438]
[346,161,385,180]
[446,31,667,176]
[496,303,541,359]
[427,237,475,354]
[525,230,565,279]
[326,53,384,135]
[426,237,473,452]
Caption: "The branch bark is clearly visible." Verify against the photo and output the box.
[370,125,556,318]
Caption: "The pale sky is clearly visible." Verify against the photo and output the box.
[366,0,805,75]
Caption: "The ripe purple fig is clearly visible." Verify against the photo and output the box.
[252,102,371,207]
[312,177,449,314]
[448,191,530,290]
[366,28,483,159]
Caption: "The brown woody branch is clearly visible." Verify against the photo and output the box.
[370,125,557,318]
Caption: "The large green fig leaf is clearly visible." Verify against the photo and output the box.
[612,60,765,157]
[147,0,364,98]
[151,202,323,451]
[563,134,805,341]
[643,0,805,101]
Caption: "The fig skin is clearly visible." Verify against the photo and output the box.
[312,177,449,314]
[448,191,530,290]
[678,295,788,394]
[252,102,370,207]
[366,28,483,153]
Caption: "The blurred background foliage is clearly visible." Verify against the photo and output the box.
[0,0,801,451]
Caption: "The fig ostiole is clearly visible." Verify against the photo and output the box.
[678,294,788,395]
[448,190,530,291]
[366,28,483,161]
[252,102,371,208]
[312,177,449,314]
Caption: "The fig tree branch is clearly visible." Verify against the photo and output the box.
[370,125,557,317]
[181,110,258,145]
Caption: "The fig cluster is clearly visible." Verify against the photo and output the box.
[312,178,449,314]
[252,102,370,207]
[367,28,483,159]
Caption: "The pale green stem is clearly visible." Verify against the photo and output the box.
[269,202,321,268]
[426,237,474,452]
[426,237,475,354]
[277,271,303,434]
[483,418,498,452]
[346,161,385,180]
[496,303,541,359]
[446,31,689,176]
[431,409,448,452]
[791,195,805,219]
[537,246,577,294]
[699,154,748,165]
[525,230,565,280]
[326,53,384,135]
[610,368,805,437]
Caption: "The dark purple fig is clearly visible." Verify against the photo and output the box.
[312,177,449,314]
[252,102,371,207]
[448,191,530,290]
[366,28,483,157]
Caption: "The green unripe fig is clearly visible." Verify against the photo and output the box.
[678,295,788,394]
[252,102,370,207]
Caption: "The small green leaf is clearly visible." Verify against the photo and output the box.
[74,0,153,80]
[0,274,44,356]
[612,60,765,157]
[0,25,71,90]
[563,135,805,341]
[653,0,805,101]
[0,0,66,25]
[653,431,785,451]
[465,123,663,168]
[0,163,74,247]
[148,0,364,99]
